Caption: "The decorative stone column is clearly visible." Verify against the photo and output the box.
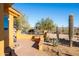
[8,14,14,49]
[0,4,5,55]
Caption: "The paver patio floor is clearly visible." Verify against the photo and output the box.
[14,39,49,56]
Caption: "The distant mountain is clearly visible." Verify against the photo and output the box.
[58,27,79,34]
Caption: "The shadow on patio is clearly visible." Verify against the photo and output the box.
[5,46,17,56]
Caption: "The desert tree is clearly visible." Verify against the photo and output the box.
[35,17,56,33]
[14,15,31,33]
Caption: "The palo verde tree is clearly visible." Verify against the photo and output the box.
[35,17,56,33]
[14,15,31,32]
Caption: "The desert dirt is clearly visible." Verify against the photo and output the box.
[14,34,79,56]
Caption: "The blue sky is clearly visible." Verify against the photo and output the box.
[12,3,79,27]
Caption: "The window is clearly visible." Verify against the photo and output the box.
[4,15,8,30]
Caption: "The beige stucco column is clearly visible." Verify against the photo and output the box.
[8,14,14,49]
[0,4,5,55]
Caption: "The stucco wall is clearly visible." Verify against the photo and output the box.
[0,4,4,55]
[16,30,34,40]
[16,30,44,40]
[4,30,9,48]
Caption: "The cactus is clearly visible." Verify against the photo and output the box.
[56,26,59,40]
[69,15,74,47]
[56,26,59,46]
[62,25,64,34]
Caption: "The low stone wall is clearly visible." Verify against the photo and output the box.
[39,42,79,56]
[16,30,44,40]
[17,33,33,40]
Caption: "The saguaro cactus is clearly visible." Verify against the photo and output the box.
[56,26,59,40]
[69,15,74,47]
[62,25,64,34]
[55,26,59,46]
